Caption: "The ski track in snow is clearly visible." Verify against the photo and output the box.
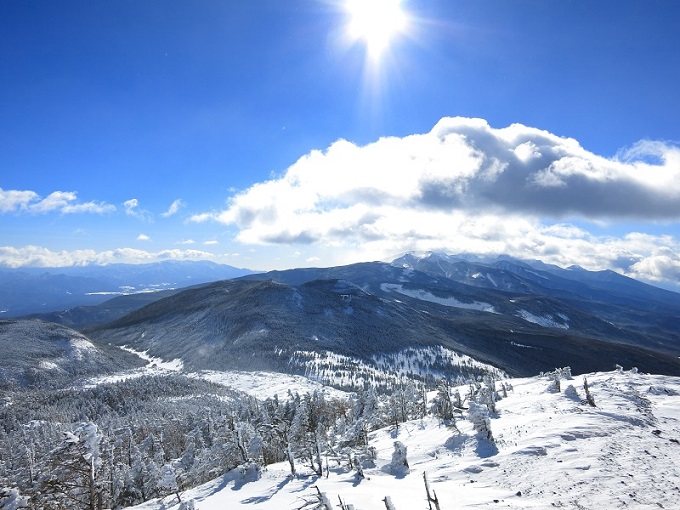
[125,370,680,510]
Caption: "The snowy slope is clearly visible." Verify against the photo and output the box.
[126,369,680,509]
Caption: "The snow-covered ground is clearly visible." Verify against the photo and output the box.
[517,309,570,329]
[81,346,184,387]
[380,283,497,313]
[125,369,680,509]
[190,370,349,400]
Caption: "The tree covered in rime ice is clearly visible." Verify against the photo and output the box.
[389,441,409,476]
[40,422,103,510]
[0,488,28,509]
[0,369,512,508]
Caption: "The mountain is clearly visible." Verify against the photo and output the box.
[391,252,680,353]
[89,261,680,379]
[0,260,254,317]
[89,277,506,386]
[0,319,144,389]
[393,251,680,311]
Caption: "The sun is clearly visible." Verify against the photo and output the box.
[345,0,408,59]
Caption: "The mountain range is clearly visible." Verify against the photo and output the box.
[79,252,680,380]
[3,252,680,390]
[2,252,680,509]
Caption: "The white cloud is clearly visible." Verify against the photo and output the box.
[178,239,196,245]
[123,198,152,221]
[28,191,77,213]
[161,198,185,218]
[0,188,39,212]
[204,240,219,245]
[61,202,116,214]
[187,117,680,286]
[0,188,115,215]
[0,246,217,268]
[137,234,151,241]
[191,117,680,243]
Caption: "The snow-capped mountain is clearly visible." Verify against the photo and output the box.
[2,252,680,509]
[86,260,680,379]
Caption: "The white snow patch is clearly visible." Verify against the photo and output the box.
[119,346,184,371]
[485,273,498,288]
[517,309,569,329]
[381,283,496,313]
[510,341,537,349]
[81,346,184,388]
[189,370,348,401]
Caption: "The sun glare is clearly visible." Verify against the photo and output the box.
[345,0,407,59]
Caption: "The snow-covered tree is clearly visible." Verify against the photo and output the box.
[40,422,104,510]
[0,488,28,509]
[157,463,180,500]
[468,401,493,441]
[389,441,409,476]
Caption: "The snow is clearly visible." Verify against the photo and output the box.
[81,345,184,387]
[189,370,349,400]
[119,345,184,371]
[381,283,496,313]
[38,360,59,370]
[517,309,569,329]
[125,369,680,510]
[69,336,96,353]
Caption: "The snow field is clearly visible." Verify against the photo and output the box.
[126,369,680,510]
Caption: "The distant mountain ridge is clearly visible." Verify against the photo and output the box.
[87,257,680,379]
[0,260,254,317]
[392,251,680,310]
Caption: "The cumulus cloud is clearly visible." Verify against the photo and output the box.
[161,198,185,218]
[0,188,115,215]
[204,240,219,245]
[191,117,680,242]
[0,188,39,212]
[0,246,216,268]
[188,117,680,286]
[137,234,151,241]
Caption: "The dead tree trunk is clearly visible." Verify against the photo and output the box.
[424,472,441,510]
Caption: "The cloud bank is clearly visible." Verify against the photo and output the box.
[0,246,216,268]
[190,117,680,285]
[0,188,115,215]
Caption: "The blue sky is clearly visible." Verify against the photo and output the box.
[1,1,680,287]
